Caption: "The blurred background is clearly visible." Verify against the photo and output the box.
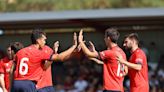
[0,0,164,92]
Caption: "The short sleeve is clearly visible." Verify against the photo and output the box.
[134,54,144,65]
[99,50,112,61]
[42,46,53,60]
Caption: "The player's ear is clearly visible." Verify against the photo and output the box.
[131,39,135,44]
[107,37,111,41]
[36,39,40,44]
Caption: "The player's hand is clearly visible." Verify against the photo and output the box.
[53,41,59,54]
[116,53,125,64]
[73,32,77,47]
[78,29,84,43]
[77,41,85,52]
[89,41,96,52]
[122,69,128,77]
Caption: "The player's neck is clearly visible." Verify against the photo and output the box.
[131,45,138,52]
[108,43,117,49]
[32,44,40,49]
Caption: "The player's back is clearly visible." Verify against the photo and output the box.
[12,45,53,92]
[14,45,43,82]
[100,46,126,91]
[36,45,54,90]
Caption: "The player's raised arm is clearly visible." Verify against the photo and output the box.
[78,29,98,58]
[87,41,103,64]
[88,41,96,52]
[51,32,77,61]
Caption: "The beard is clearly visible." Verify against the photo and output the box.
[124,46,132,52]
[7,54,13,60]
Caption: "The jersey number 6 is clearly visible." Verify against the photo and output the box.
[19,57,29,75]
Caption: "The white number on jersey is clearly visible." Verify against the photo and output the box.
[19,57,29,75]
[117,63,124,77]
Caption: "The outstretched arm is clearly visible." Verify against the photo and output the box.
[89,58,104,64]
[51,32,77,61]
[117,55,142,71]
[78,30,98,58]
[87,41,104,64]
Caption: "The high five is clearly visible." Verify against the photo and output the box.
[78,28,127,92]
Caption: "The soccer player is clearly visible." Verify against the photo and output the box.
[37,33,78,92]
[12,29,77,92]
[78,28,127,92]
[117,33,149,92]
[0,45,13,92]
[0,42,24,92]
[10,42,25,92]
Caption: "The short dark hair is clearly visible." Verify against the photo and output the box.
[126,33,139,44]
[31,28,46,44]
[105,28,120,43]
[10,42,24,53]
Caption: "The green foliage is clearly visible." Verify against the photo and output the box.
[0,0,164,12]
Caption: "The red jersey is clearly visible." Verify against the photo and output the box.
[99,46,126,91]
[128,48,149,92]
[36,66,52,89]
[0,57,13,91]
[14,45,53,83]
[36,46,54,89]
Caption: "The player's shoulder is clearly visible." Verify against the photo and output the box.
[43,45,53,51]
[135,48,145,55]
[114,46,123,51]
[111,46,124,54]
[44,45,51,49]
[100,49,113,57]
[101,49,111,54]
[0,57,5,64]
[16,45,33,55]
[0,57,6,61]
[133,48,146,58]
[0,57,9,62]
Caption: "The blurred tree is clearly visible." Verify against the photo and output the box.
[0,0,164,12]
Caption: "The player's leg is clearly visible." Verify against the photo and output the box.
[103,90,121,92]
[11,80,37,92]
[37,86,55,92]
